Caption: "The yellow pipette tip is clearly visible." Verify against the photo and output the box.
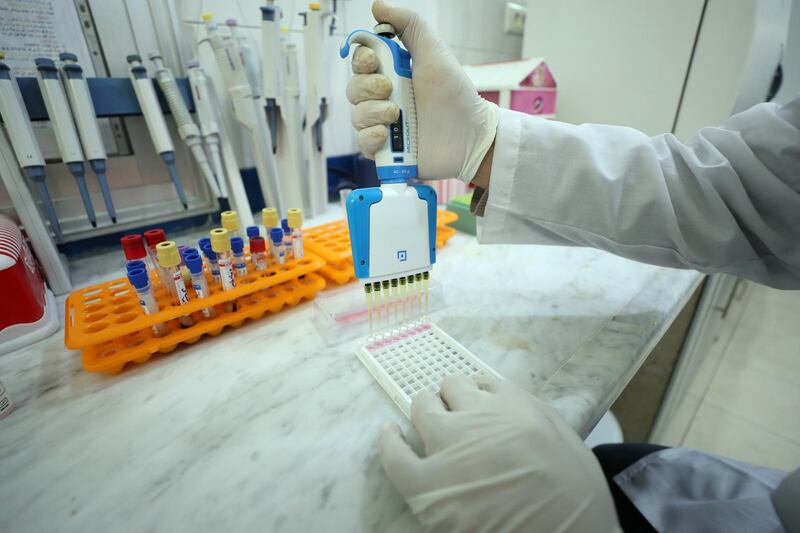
[201,12,213,22]
[210,228,231,253]
[280,25,290,33]
[308,2,321,10]
[156,240,180,268]
[0,51,5,60]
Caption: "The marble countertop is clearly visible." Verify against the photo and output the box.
[0,210,703,532]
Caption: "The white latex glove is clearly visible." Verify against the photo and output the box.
[346,0,499,183]
[379,375,622,533]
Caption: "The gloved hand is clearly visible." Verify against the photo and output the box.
[346,0,499,183]
[379,375,622,533]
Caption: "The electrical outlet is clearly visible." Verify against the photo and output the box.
[504,2,526,36]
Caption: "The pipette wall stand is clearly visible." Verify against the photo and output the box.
[65,251,325,374]
[305,209,458,285]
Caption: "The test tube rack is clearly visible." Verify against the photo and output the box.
[65,253,325,374]
[304,209,459,285]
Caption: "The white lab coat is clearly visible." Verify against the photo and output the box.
[477,95,800,289]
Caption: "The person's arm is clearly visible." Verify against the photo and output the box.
[477,97,800,289]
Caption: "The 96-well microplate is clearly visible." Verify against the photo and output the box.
[356,320,501,417]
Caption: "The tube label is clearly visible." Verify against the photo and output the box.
[218,256,236,290]
[172,271,190,304]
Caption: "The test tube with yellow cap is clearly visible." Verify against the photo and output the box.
[210,228,236,312]
[156,241,196,328]
[262,207,279,256]
[220,210,241,239]
[287,208,304,258]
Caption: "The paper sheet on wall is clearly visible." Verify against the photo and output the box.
[0,0,114,159]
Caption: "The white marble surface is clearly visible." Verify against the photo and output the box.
[0,211,703,532]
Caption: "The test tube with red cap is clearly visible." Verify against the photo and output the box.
[143,228,168,285]
[250,236,267,271]
[121,234,147,269]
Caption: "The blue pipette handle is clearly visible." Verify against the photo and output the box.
[89,159,117,223]
[26,167,64,243]
[161,152,188,209]
[68,162,97,227]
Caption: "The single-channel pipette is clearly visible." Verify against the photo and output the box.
[184,250,216,319]
[302,2,330,216]
[200,13,285,213]
[34,58,96,227]
[250,236,268,271]
[340,23,436,331]
[225,19,261,97]
[156,241,195,328]
[210,228,236,312]
[260,2,282,154]
[286,208,304,258]
[126,54,188,209]
[186,61,229,210]
[0,61,64,242]
[58,52,118,223]
[127,267,169,337]
[149,53,223,208]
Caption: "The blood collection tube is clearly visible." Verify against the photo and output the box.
[121,234,147,269]
[178,245,193,284]
[262,207,278,255]
[144,228,168,284]
[201,243,220,283]
[280,218,292,256]
[184,251,216,319]
[127,267,169,337]
[230,236,247,277]
[156,241,195,328]
[126,259,146,272]
[269,227,286,265]
[246,226,260,240]
[210,228,236,312]
[220,210,241,239]
[287,208,304,259]
[249,236,267,271]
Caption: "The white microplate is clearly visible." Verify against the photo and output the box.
[357,320,502,417]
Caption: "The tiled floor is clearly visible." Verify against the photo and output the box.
[664,284,800,471]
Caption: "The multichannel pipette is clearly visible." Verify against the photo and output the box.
[156,241,195,327]
[302,2,329,216]
[128,267,170,337]
[221,210,241,239]
[269,227,286,265]
[250,236,268,271]
[184,250,216,319]
[34,58,96,227]
[149,53,224,208]
[126,54,188,209]
[340,23,437,331]
[200,13,285,214]
[58,52,118,223]
[210,228,236,312]
[0,61,64,243]
[231,237,247,276]
[287,208,304,258]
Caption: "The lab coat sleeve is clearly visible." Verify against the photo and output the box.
[477,95,800,289]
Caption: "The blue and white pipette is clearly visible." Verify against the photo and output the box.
[340,24,437,305]
[0,61,64,242]
[34,58,97,227]
[58,52,118,223]
[126,54,188,209]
